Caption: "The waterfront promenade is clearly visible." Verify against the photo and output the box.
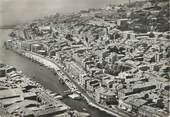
[22,51,133,117]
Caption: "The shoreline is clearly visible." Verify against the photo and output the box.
[10,48,125,117]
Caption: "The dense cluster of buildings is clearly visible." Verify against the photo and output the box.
[0,63,90,117]
[6,0,170,116]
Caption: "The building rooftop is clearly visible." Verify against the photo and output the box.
[139,105,169,117]
[0,88,23,99]
[127,98,147,107]
[97,87,116,96]
[7,100,39,113]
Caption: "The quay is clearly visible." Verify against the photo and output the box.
[13,50,130,117]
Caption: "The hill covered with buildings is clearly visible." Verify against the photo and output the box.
[5,0,170,117]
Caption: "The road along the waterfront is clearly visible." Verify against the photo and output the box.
[22,51,133,117]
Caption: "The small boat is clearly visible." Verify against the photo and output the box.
[68,93,81,100]
[83,108,87,111]
[54,95,63,100]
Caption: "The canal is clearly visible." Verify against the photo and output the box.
[0,29,114,117]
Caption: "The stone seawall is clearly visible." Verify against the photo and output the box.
[21,51,125,117]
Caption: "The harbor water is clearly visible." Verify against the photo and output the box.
[0,29,114,117]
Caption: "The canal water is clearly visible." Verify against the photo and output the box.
[0,29,114,117]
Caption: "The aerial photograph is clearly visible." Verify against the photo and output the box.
[0,0,169,117]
